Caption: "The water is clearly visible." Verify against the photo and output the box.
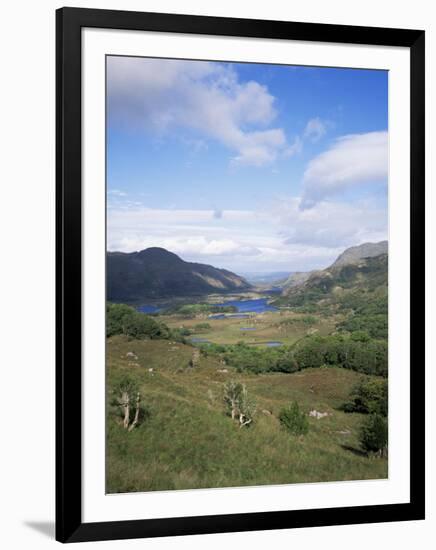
[137,304,160,314]
[239,327,256,331]
[215,298,277,313]
[265,341,283,347]
[137,297,277,316]
[190,337,211,343]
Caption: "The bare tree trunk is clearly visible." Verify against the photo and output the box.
[231,400,237,420]
[128,393,141,432]
[121,391,130,429]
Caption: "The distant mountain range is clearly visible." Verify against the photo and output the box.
[107,247,251,302]
[240,271,292,285]
[107,241,388,304]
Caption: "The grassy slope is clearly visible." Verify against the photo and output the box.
[107,336,387,493]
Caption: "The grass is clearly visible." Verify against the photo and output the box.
[106,335,387,493]
[160,310,338,347]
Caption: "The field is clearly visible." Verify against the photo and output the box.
[107,331,388,493]
[160,309,338,347]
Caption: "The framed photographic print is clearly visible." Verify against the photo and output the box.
[56,7,425,543]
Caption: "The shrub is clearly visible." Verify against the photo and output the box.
[341,378,388,416]
[106,303,136,337]
[279,401,309,436]
[123,312,169,339]
[293,334,388,376]
[359,414,388,456]
[106,302,171,340]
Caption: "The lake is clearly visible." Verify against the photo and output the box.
[137,304,161,314]
[215,298,278,313]
[137,297,277,316]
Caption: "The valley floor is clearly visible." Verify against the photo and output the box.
[106,336,388,493]
[161,309,337,346]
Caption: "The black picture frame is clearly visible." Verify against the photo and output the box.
[56,6,425,543]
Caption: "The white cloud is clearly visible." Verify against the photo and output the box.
[303,117,327,142]
[301,131,388,208]
[275,197,387,249]
[108,57,292,167]
[107,200,387,272]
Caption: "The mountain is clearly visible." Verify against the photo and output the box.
[281,271,311,290]
[107,247,251,302]
[280,241,388,294]
[331,241,388,268]
[277,241,388,310]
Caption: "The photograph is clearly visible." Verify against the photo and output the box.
[105,55,389,494]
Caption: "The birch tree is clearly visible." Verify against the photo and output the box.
[223,381,256,428]
[117,376,143,431]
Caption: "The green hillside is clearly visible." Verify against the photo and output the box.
[106,242,389,493]
[107,336,387,493]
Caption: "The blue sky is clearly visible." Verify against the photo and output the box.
[107,57,388,273]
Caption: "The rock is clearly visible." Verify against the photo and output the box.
[217,368,228,373]
[126,352,138,360]
[262,409,272,416]
[148,368,153,372]
[309,409,330,419]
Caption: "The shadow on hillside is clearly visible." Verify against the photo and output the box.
[340,444,367,458]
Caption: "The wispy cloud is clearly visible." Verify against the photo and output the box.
[108,189,127,197]
[303,117,327,142]
[300,131,388,208]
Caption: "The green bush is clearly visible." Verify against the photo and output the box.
[107,302,170,340]
[106,303,136,337]
[341,378,388,416]
[279,401,309,436]
[294,334,388,377]
[359,414,388,456]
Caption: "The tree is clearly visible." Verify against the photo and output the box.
[359,414,388,457]
[237,385,256,428]
[341,378,388,416]
[106,303,136,337]
[106,302,171,340]
[279,401,309,436]
[223,381,243,421]
[115,375,144,431]
[223,381,256,428]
